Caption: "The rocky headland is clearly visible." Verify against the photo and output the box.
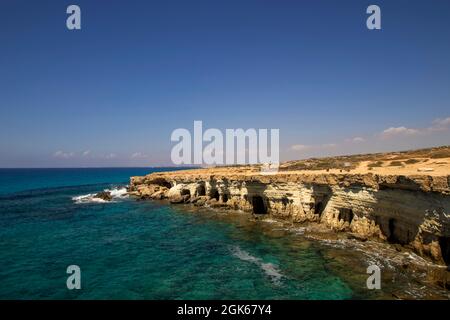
[129,146,450,290]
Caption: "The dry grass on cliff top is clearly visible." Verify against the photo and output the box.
[278,145,450,176]
[155,146,450,177]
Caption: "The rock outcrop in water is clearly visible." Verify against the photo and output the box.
[94,191,113,201]
[129,164,450,269]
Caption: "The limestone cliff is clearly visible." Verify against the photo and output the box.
[129,168,450,267]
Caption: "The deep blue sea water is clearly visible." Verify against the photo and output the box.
[0,168,431,299]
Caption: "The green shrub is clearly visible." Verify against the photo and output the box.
[404,158,420,164]
[389,161,403,166]
[367,161,383,168]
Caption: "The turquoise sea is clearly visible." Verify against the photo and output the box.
[0,168,443,299]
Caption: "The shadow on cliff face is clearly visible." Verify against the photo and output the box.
[196,183,206,197]
[338,208,354,224]
[439,237,450,265]
[180,189,191,197]
[374,216,419,246]
[147,178,172,189]
[311,185,332,218]
[205,181,231,204]
[387,218,416,245]
[334,185,450,266]
[245,183,269,215]
[251,196,267,214]
[210,189,220,201]
[371,191,450,267]
[378,176,425,192]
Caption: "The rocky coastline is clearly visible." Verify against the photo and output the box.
[129,169,449,266]
[128,147,450,293]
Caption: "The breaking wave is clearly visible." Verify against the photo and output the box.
[72,186,128,204]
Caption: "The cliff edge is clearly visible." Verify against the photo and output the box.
[129,146,450,267]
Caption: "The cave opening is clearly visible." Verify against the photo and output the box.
[338,208,353,224]
[210,189,220,201]
[439,237,450,265]
[197,185,206,196]
[150,178,171,189]
[252,196,267,214]
[388,218,398,243]
[222,194,229,203]
[314,202,324,216]
[180,189,191,197]
[384,218,418,245]
[311,187,331,218]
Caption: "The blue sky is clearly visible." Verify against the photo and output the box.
[0,0,449,167]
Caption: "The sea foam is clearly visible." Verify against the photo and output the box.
[72,186,128,204]
[230,245,284,285]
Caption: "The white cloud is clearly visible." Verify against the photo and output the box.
[82,150,91,157]
[53,151,74,159]
[131,152,148,159]
[286,116,449,160]
[350,137,365,143]
[380,126,420,139]
[380,116,450,139]
[430,117,450,131]
[290,143,337,152]
[291,138,365,154]
[290,144,311,151]
[105,153,117,159]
